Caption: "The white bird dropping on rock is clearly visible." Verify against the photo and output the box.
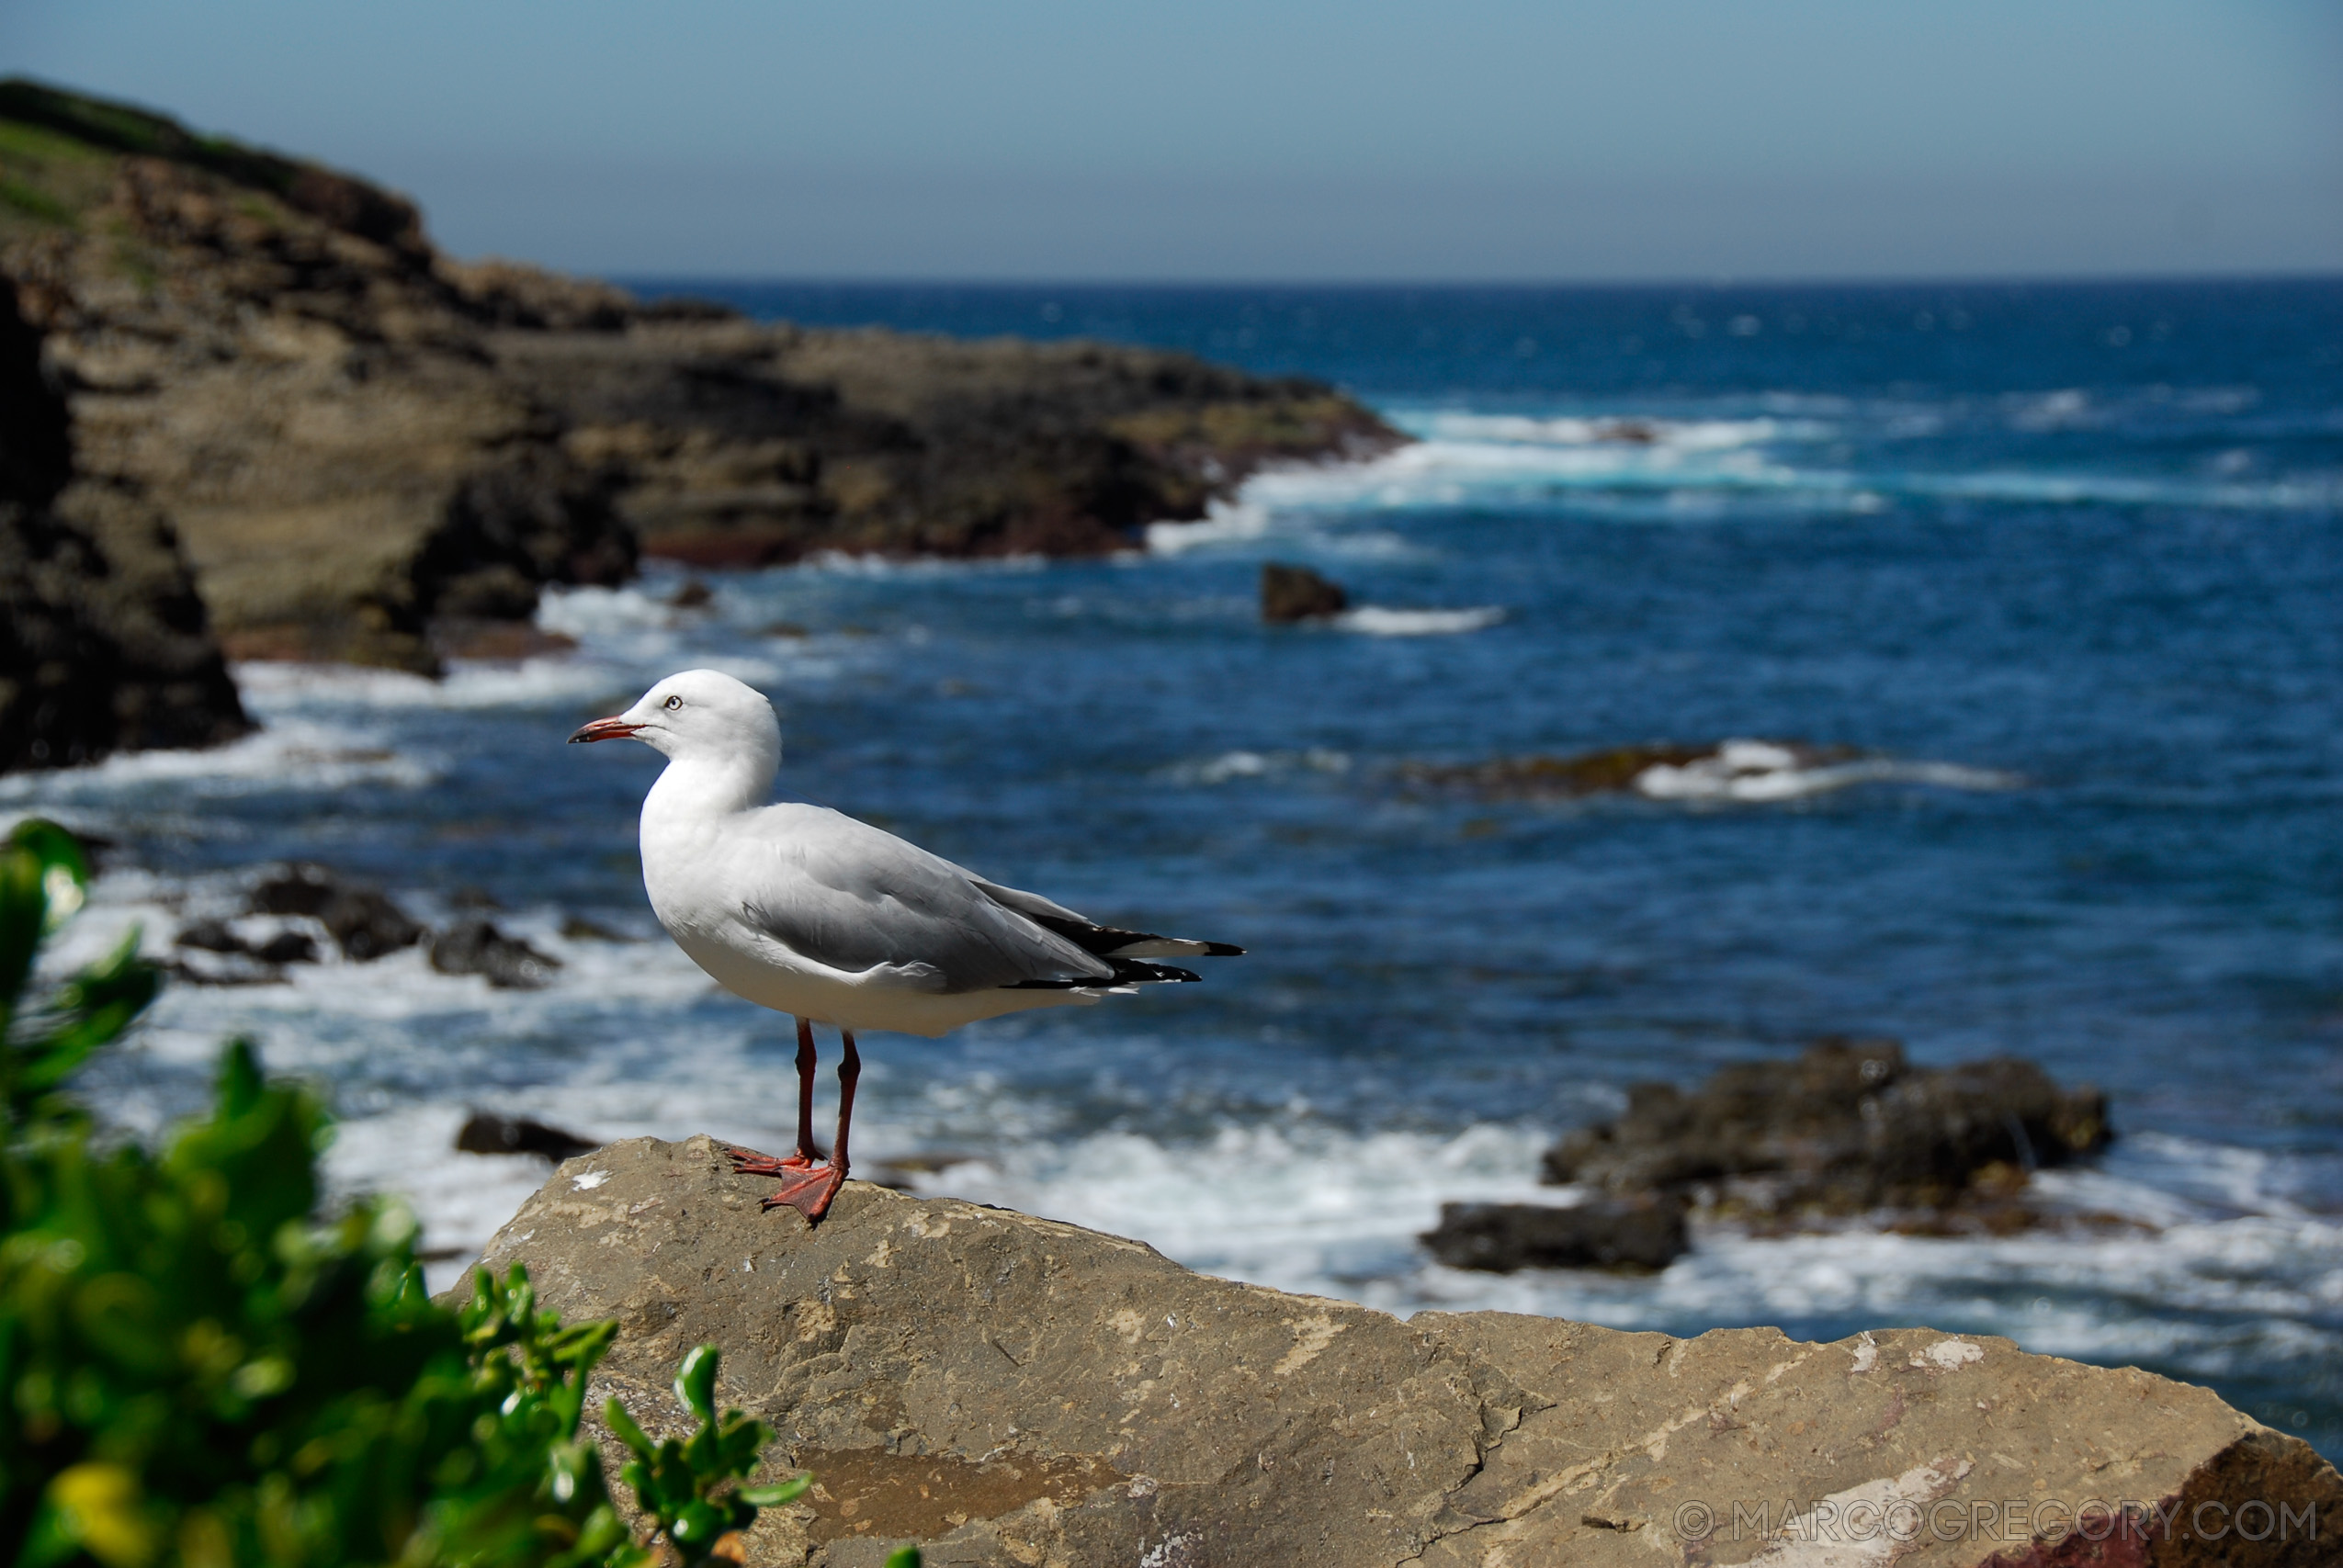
[568,668,1241,1222]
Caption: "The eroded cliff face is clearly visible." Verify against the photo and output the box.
[0,274,247,771]
[1,82,636,672]
[467,1135,2343,1568]
[0,79,1399,680]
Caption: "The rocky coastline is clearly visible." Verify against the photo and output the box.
[0,77,1398,768]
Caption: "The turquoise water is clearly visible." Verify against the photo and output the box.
[17,279,2343,1455]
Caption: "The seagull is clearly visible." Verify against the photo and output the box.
[569,668,1241,1222]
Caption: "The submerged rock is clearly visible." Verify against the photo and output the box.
[460,1135,2343,1567]
[1543,1037,2111,1225]
[1421,1197,1688,1272]
[429,917,562,989]
[247,863,423,961]
[455,1112,598,1162]
[1260,560,1349,623]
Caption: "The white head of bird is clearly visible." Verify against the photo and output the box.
[569,669,782,813]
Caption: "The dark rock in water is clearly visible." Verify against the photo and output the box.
[453,1135,2343,1565]
[1422,1198,1687,1272]
[456,1111,597,1162]
[175,915,316,965]
[430,917,562,989]
[164,954,283,987]
[175,916,244,953]
[1543,1038,2111,1224]
[248,863,423,961]
[668,577,714,609]
[1261,561,1348,623]
[253,930,318,964]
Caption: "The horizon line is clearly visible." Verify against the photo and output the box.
[605,270,2343,294]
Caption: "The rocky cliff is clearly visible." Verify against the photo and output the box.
[0,79,1398,679]
[0,273,247,770]
[468,1135,2343,1567]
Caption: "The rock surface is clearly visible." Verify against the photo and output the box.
[1544,1038,2111,1232]
[1,80,1399,675]
[0,270,248,771]
[466,1134,2341,1567]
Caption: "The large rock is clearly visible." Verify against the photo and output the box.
[1543,1038,2111,1229]
[466,1134,2341,1567]
[0,271,247,771]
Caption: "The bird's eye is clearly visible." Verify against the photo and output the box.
[663,695,683,711]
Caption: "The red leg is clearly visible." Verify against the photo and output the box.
[832,1031,860,1177]
[740,1026,859,1224]
[727,1018,821,1179]
[792,1016,821,1164]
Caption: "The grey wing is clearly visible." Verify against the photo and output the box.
[728,805,1114,991]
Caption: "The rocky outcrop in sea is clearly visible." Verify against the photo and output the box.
[0,78,1398,719]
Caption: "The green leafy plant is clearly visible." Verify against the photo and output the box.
[602,1345,809,1566]
[0,819,836,1567]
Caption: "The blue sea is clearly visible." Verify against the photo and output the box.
[14,279,2341,1456]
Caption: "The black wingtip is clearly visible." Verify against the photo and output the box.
[1202,942,1246,956]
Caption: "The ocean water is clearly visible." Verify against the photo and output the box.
[14,279,2342,1456]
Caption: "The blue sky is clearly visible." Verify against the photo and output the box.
[6,1,2337,280]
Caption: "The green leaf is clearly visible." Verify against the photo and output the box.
[737,1474,810,1506]
[675,1341,720,1422]
[884,1546,923,1568]
[604,1396,655,1458]
[670,1499,723,1545]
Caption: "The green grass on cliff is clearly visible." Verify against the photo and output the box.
[0,118,113,234]
[0,77,416,256]
[0,78,310,204]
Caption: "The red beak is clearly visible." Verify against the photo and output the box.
[568,716,644,744]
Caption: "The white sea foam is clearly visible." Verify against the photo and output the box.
[535,582,685,637]
[0,716,439,805]
[1337,605,1505,637]
[1142,499,1274,555]
[1167,749,1353,787]
[232,656,617,712]
[1196,405,2338,526]
[1633,741,2021,804]
[798,549,1052,577]
[1416,412,1827,450]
